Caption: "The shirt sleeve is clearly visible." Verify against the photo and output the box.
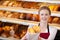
[48,26,58,40]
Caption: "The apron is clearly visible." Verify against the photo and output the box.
[39,25,50,39]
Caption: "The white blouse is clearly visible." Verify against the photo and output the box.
[21,26,58,40]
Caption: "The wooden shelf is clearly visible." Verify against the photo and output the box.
[51,11,60,17]
[0,17,39,25]
[0,17,60,29]
[0,6,38,14]
[0,6,60,17]
[18,0,60,4]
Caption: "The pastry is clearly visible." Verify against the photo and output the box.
[0,10,5,17]
[32,25,40,33]
[26,14,33,20]
[58,19,60,24]
[52,17,59,23]
[4,11,11,17]
[2,1,10,6]
[18,1,23,7]
[49,5,55,11]
[8,1,14,6]
[48,17,53,23]
[0,1,3,5]
[19,13,26,19]
[28,28,35,33]
[54,6,59,11]
[32,14,39,21]
[10,12,20,19]
[3,26,10,31]
[22,2,33,8]
[12,1,18,7]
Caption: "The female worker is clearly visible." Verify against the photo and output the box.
[21,6,58,40]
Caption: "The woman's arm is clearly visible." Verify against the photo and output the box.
[21,25,34,40]
[21,31,29,40]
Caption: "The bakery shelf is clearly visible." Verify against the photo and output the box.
[51,11,60,17]
[0,6,60,17]
[18,0,60,4]
[0,17,60,30]
[0,6,38,14]
[0,17,39,25]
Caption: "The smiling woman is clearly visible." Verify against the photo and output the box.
[21,6,58,40]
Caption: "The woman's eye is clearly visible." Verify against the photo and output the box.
[41,14,43,16]
[45,14,48,16]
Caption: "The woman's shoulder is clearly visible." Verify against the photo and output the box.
[49,26,58,35]
[49,26,58,31]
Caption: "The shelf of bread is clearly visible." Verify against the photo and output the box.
[0,10,60,25]
[0,21,29,39]
[51,11,60,17]
[0,6,38,14]
[0,17,39,25]
[0,1,60,17]
[0,22,60,40]
[0,17,60,29]
[0,6,60,17]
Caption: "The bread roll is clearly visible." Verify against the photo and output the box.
[10,12,20,19]
[54,6,59,11]
[28,28,35,33]
[18,1,23,7]
[4,11,11,17]
[48,17,53,23]
[32,26,40,33]
[49,5,55,11]
[2,1,10,6]
[52,17,59,23]
[8,1,14,6]
[3,26,10,31]
[30,2,40,9]
[19,13,26,19]
[0,11,5,17]
[0,1,3,5]
[22,2,31,8]
[32,14,39,21]
[26,14,33,20]
[12,1,18,7]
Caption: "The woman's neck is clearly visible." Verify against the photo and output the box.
[40,22,48,32]
[40,22,47,32]
[40,22,48,28]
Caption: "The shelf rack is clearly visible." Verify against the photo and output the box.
[0,6,60,17]
[0,0,60,29]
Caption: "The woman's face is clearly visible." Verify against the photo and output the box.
[39,9,50,23]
